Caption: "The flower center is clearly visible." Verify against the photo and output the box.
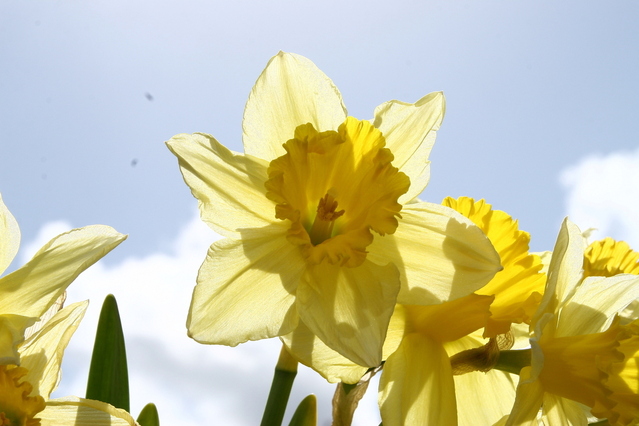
[0,365,45,426]
[308,192,345,246]
[265,117,410,267]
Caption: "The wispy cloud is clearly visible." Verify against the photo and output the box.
[561,147,639,247]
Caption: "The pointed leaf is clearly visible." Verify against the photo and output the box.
[137,403,160,426]
[288,395,316,426]
[86,294,130,412]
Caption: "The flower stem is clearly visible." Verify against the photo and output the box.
[260,345,298,426]
[493,348,531,375]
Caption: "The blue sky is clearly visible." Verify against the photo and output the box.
[2,1,639,425]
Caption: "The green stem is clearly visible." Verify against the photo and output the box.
[493,348,532,375]
[260,345,298,426]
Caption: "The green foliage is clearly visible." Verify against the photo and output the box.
[86,294,130,411]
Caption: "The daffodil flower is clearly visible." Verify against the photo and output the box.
[167,52,501,367]
[0,194,126,365]
[377,198,545,426]
[0,300,137,425]
[506,219,639,425]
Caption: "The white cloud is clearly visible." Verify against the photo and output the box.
[20,212,380,426]
[561,147,639,248]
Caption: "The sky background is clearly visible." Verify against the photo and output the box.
[2,1,639,425]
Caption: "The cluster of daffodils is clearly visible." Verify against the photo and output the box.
[3,51,638,426]
[168,52,639,425]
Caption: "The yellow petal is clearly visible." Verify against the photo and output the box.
[280,322,367,384]
[166,132,276,238]
[445,334,518,426]
[584,237,639,277]
[557,274,639,337]
[242,51,347,161]
[372,92,445,203]
[379,333,457,425]
[443,197,546,337]
[532,218,585,327]
[39,396,137,425]
[367,202,501,305]
[0,193,20,275]
[542,394,589,426]
[296,259,400,367]
[20,301,88,399]
[454,370,518,426]
[188,223,304,345]
[0,225,125,319]
[0,314,37,364]
[506,366,545,426]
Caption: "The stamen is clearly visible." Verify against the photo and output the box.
[308,193,345,246]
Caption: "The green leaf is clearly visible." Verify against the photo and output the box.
[137,403,160,426]
[86,294,130,411]
[288,395,316,426]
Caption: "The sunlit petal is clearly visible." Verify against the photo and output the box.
[40,396,137,425]
[296,260,399,367]
[280,321,367,384]
[368,201,501,305]
[0,194,20,275]
[167,132,276,237]
[188,223,304,345]
[243,51,347,161]
[20,301,87,400]
[0,225,125,319]
[373,92,445,203]
[379,333,457,425]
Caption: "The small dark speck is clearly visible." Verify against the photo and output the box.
[145,92,154,101]
[131,159,138,167]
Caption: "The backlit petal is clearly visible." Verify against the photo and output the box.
[20,301,87,399]
[296,260,399,367]
[167,133,276,238]
[506,367,545,426]
[280,322,367,384]
[446,334,518,426]
[373,92,445,203]
[379,333,457,426]
[557,274,639,337]
[542,394,589,426]
[532,218,585,328]
[243,52,347,161]
[188,223,304,345]
[0,226,125,318]
[40,396,136,425]
[0,194,20,275]
[367,202,501,305]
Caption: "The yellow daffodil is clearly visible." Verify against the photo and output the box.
[506,219,639,426]
[0,300,137,425]
[377,198,545,426]
[167,52,501,367]
[0,194,126,365]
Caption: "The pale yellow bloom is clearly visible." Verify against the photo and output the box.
[506,219,639,426]
[280,198,534,425]
[167,52,501,367]
[0,301,137,425]
[378,198,544,426]
[0,194,126,365]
